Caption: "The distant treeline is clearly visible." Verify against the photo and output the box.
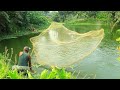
[1,11,120,35]
[50,11,120,33]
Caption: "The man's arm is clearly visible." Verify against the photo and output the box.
[28,55,32,70]
[28,55,34,73]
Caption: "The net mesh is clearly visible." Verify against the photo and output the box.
[30,22,104,67]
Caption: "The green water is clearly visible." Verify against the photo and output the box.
[0,33,40,64]
[0,24,120,79]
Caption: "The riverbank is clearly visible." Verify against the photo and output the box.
[64,23,105,26]
[0,22,51,42]
[64,18,109,25]
[0,21,51,42]
[0,30,42,42]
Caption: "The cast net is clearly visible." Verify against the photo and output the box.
[30,22,104,67]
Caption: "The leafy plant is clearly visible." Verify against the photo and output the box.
[39,69,49,79]
[39,66,72,79]
[27,70,34,79]
[0,60,9,78]
[116,37,120,61]
[6,69,23,79]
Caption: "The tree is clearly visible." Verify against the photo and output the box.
[0,11,10,34]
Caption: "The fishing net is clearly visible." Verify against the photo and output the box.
[30,22,104,67]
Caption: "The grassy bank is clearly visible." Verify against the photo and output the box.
[0,30,41,42]
[64,18,110,27]
[0,23,50,42]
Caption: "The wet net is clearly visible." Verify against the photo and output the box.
[30,22,104,67]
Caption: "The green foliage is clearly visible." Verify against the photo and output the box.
[39,66,72,79]
[40,69,49,79]
[116,29,120,32]
[1,11,120,39]
[96,12,111,21]
[0,52,10,78]
[116,37,120,62]
[27,70,34,79]
[0,11,51,36]
[52,13,61,22]
[0,47,14,78]
[26,12,50,25]
[0,11,10,34]
[116,37,120,42]
[0,60,9,78]
[6,69,23,79]
[115,29,120,39]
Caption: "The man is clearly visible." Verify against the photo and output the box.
[12,46,34,75]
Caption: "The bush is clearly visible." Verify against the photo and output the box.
[39,66,72,79]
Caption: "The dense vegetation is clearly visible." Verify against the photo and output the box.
[50,11,120,34]
[1,11,120,37]
[0,11,51,38]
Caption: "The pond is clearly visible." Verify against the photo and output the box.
[0,24,120,79]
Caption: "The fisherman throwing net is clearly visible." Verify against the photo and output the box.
[30,22,104,67]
